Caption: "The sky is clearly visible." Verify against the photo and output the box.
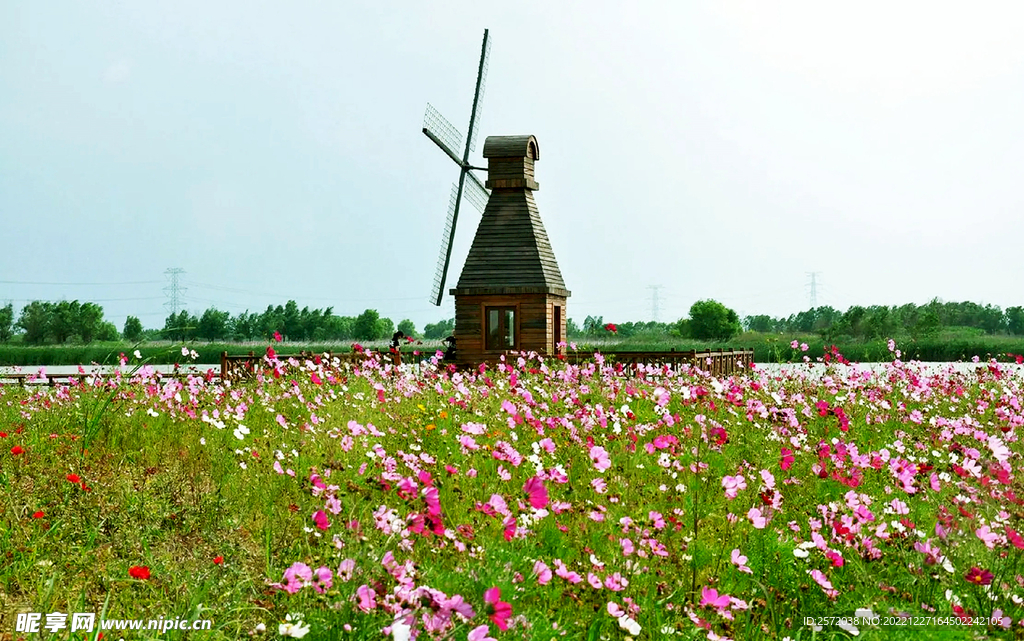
[3,1,1024,334]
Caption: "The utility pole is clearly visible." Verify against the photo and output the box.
[163,268,186,315]
[806,272,820,309]
[647,285,662,322]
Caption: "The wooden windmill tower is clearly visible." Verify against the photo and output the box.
[423,31,569,366]
[450,135,569,364]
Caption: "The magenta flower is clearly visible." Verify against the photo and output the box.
[700,586,730,610]
[523,476,549,509]
[312,510,330,531]
[484,587,512,631]
[780,448,795,471]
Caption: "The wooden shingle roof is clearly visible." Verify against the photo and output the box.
[451,135,569,297]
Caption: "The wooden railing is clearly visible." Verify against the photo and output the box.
[219,350,437,382]
[565,348,754,376]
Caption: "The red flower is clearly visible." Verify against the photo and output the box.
[66,474,81,484]
[213,556,224,565]
[266,346,276,359]
[604,323,618,333]
[273,331,283,342]
[32,511,45,519]
[10,445,24,455]
[128,565,151,580]
[352,343,364,353]
[964,566,993,586]
[0,431,7,438]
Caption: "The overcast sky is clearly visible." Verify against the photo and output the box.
[3,2,1023,334]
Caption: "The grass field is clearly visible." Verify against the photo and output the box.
[1,342,1023,639]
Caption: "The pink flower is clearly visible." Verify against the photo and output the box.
[281,562,312,594]
[976,525,1001,549]
[523,476,549,509]
[484,587,512,631]
[604,572,628,591]
[807,569,839,598]
[722,475,747,499]
[312,510,330,531]
[533,560,552,585]
[587,573,603,589]
[747,507,767,529]
[620,538,635,556]
[649,511,666,529]
[312,566,333,593]
[731,549,752,574]
[273,331,282,342]
[356,584,377,612]
[467,625,496,641]
[590,446,611,472]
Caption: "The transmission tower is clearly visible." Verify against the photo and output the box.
[163,268,187,315]
[647,285,663,322]
[806,272,820,309]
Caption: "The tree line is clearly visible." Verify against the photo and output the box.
[2,297,1022,346]
[744,299,1024,341]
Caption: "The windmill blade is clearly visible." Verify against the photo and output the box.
[429,183,460,305]
[465,30,490,156]
[423,103,464,166]
[463,169,489,212]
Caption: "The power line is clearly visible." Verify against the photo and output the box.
[0,280,161,286]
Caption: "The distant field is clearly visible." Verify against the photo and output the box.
[3,333,1024,366]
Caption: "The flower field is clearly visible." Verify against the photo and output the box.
[2,343,1023,640]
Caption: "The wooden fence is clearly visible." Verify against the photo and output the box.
[566,348,754,376]
[0,348,754,386]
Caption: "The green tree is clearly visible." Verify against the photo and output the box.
[744,314,773,333]
[197,307,231,341]
[122,316,144,342]
[354,309,382,340]
[77,302,105,343]
[0,303,13,343]
[377,316,395,340]
[688,299,741,341]
[16,301,54,345]
[96,321,119,342]
[423,318,455,339]
[1007,307,1024,336]
[566,318,582,337]
[163,311,198,341]
[51,300,81,343]
[397,319,418,338]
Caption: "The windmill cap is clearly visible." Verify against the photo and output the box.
[482,135,539,160]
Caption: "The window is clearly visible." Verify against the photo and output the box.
[486,306,516,351]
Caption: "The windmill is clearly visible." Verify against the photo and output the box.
[423,29,491,306]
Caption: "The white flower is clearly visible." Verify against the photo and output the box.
[134,350,142,359]
[793,547,809,559]
[390,619,411,641]
[279,614,309,638]
[233,424,250,440]
[617,615,641,635]
[182,347,190,357]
